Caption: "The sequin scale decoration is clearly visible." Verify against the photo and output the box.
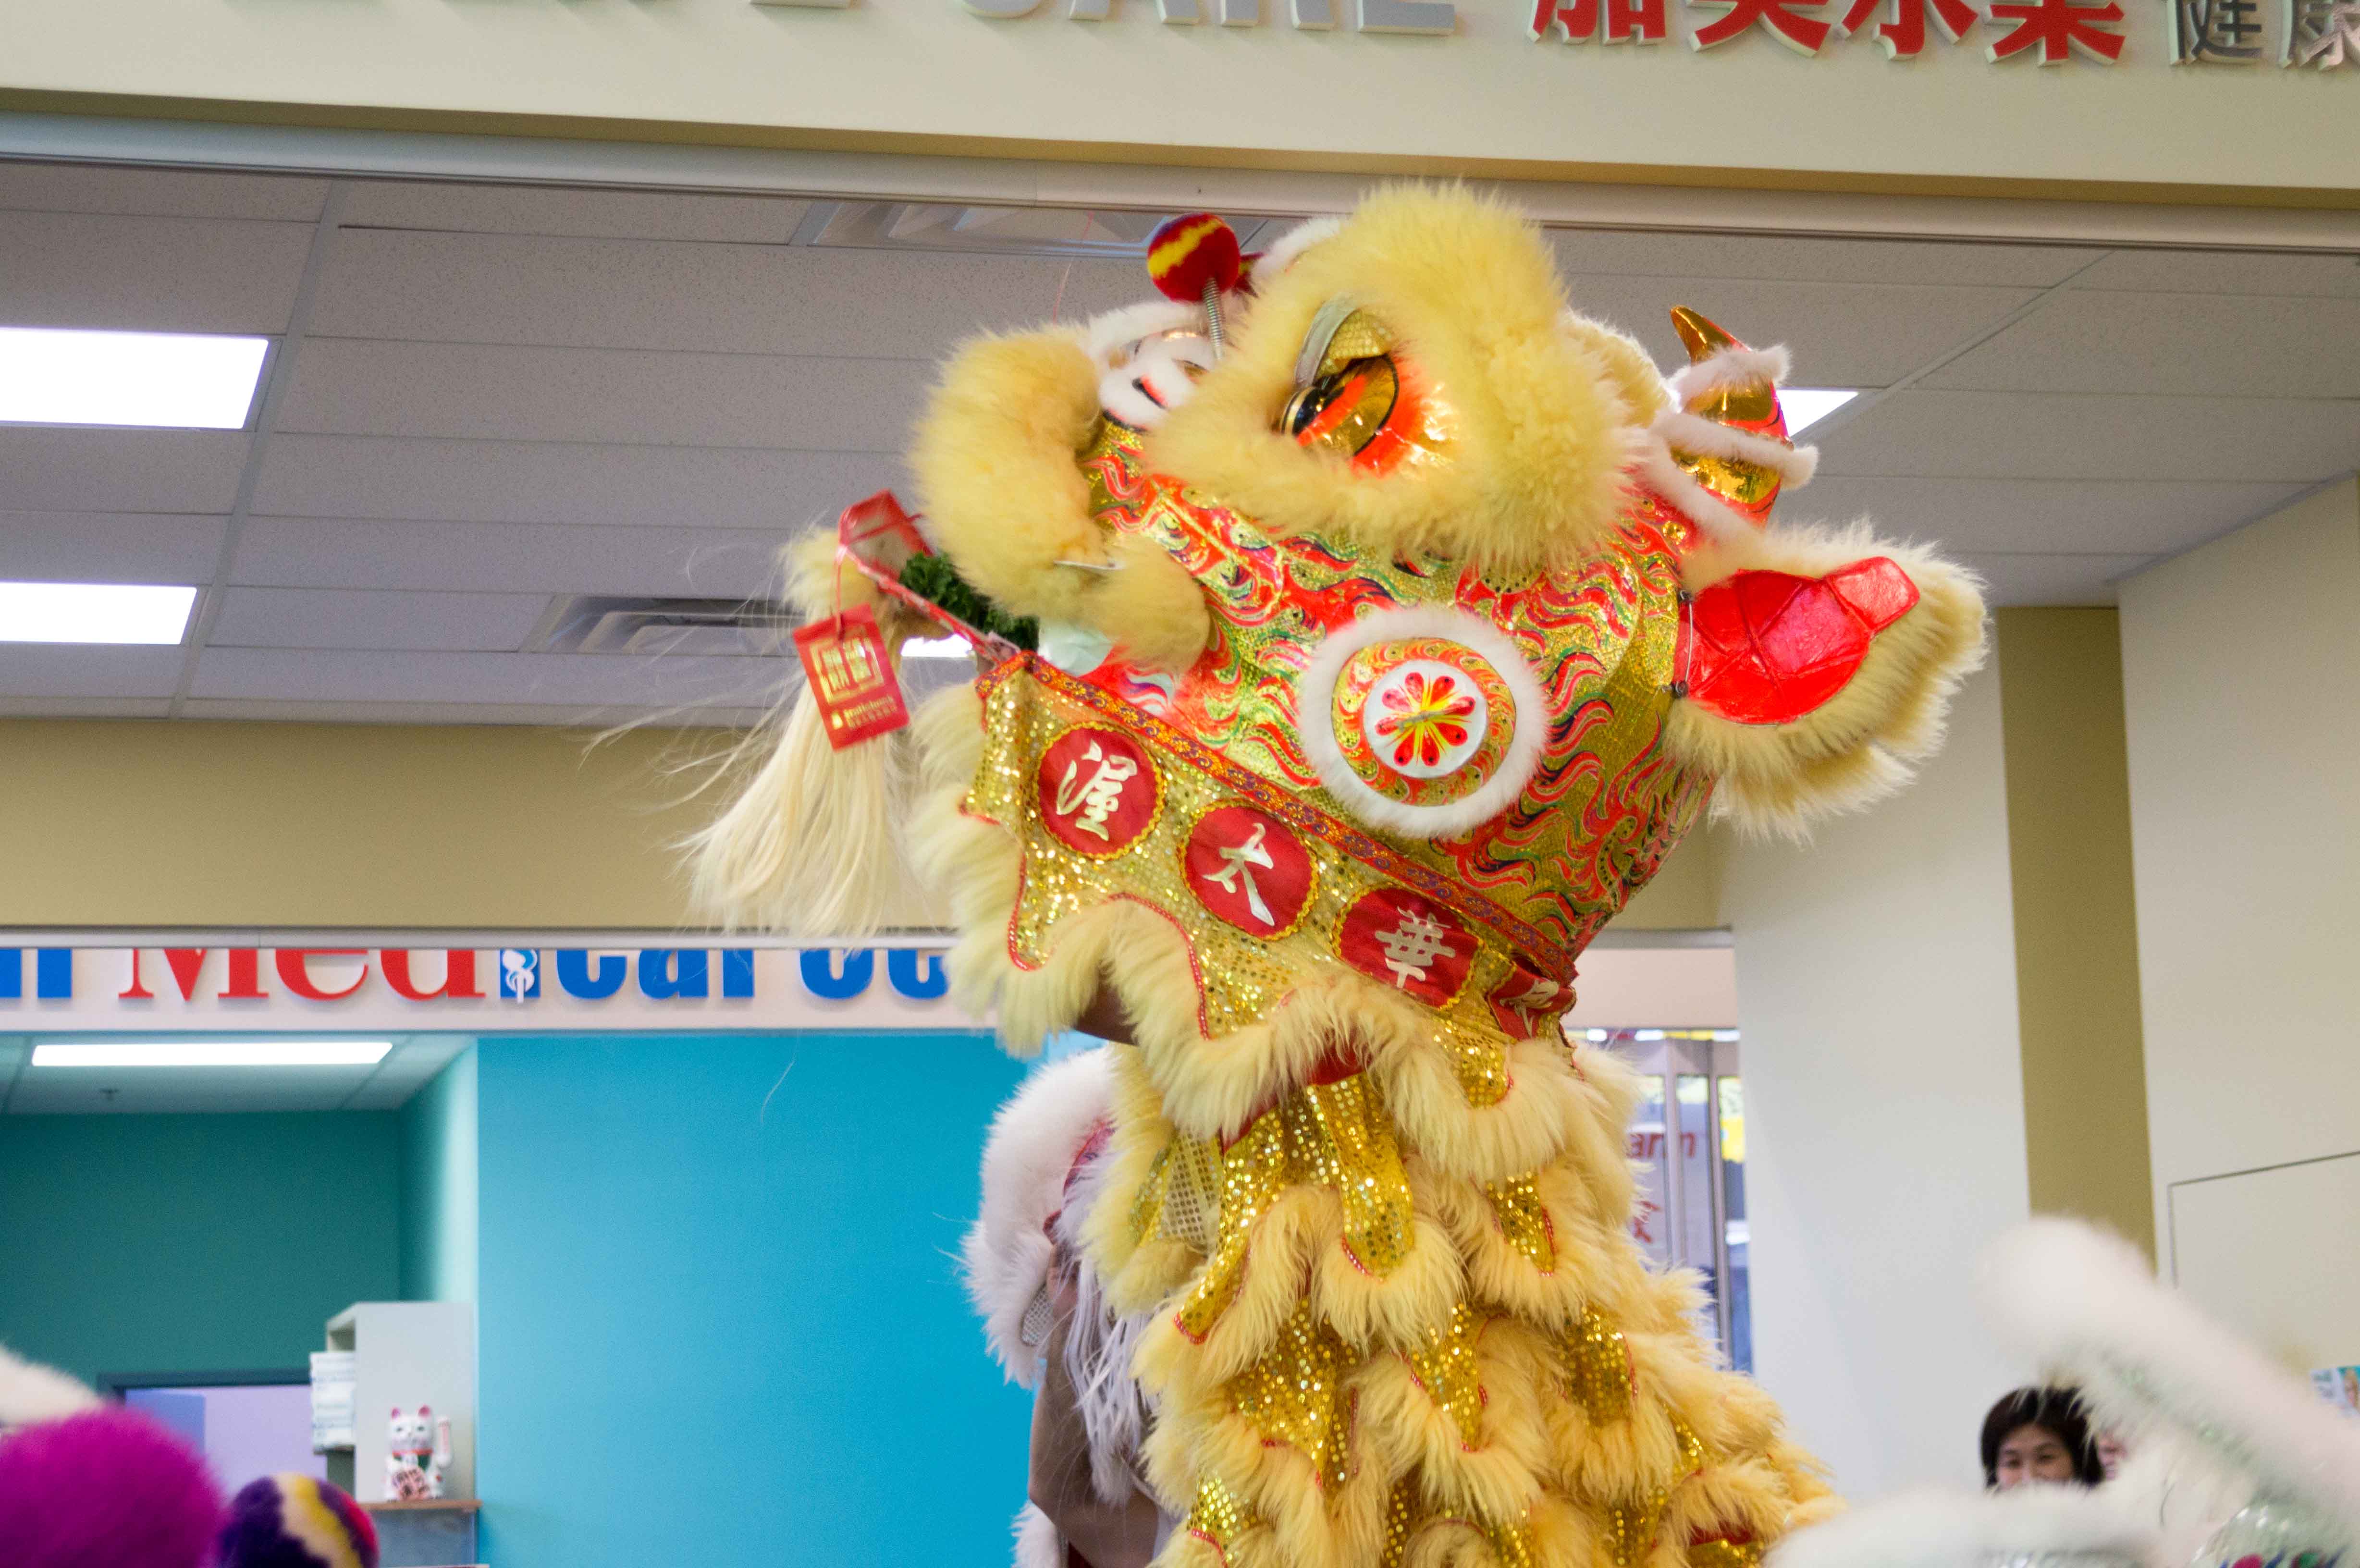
[1077,418,1713,963]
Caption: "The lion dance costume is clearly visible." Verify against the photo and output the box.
[693,188,1986,1568]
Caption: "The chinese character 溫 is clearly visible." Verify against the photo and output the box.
[1051,740,1141,842]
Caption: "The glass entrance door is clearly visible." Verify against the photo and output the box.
[1588,1029,1748,1372]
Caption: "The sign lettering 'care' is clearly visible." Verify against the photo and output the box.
[0,946,973,1033]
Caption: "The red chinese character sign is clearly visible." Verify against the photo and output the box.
[1529,0,1669,42]
[1487,960,1572,1040]
[1339,888,1474,1008]
[1688,0,1833,52]
[1183,805,1316,939]
[1037,728,1159,858]
[1532,0,2131,58]
[1986,0,2128,59]
[1837,0,1977,53]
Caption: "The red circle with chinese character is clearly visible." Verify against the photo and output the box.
[1338,887,1474,1006]
[1182,804,1315,938]
[1036,726,1159,858]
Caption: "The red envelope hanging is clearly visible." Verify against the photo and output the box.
[794,603,909,748]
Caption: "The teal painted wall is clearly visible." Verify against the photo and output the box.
[399,1048,479,1303]
[475,1031,1031,1568]
[0,1113,401,1386]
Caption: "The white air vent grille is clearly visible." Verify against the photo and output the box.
[528,597,794,657]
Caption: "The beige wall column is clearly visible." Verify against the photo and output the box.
[1996,607,2154,1259]
[2118,478,2360,1365]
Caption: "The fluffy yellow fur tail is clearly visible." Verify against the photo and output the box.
[683,533,944,936]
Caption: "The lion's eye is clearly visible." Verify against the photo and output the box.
[1280,303,1447,475]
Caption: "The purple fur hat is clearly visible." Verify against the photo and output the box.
[218,1474,380,1568]
[0,1405,224,1568]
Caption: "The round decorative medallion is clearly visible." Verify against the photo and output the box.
[1338,887,1474,1007]
[1182,803,1315,938]
[1297,605,1548,840]
[1036,726,1159,858]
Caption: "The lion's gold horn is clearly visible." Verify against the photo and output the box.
[1662,306,1812,527]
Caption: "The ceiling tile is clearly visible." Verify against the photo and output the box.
[338,181,812,244]
[0,212,315,335]
[210,588,552,651]
[0,646,186,699]
[2069,248,2360,299]
[1922,290,2360,399]
[275,340,922,450]
[1549,231,2102,290]
[0,512,228,583]
[0,161,328,222]
[1795,477,2310,556]
[305,230,1148,359]
[0,428,250,513]
[233,516,798,598]
[189,646,793,709]
[250,437,897,529]
[1817,390,2360,483]
[1958,551,2162,606]
[1564,277,2043,388]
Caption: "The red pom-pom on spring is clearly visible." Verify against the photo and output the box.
[1146,213,1243,303]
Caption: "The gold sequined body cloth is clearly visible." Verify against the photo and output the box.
[951,423,1833,1568]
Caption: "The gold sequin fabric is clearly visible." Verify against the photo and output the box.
[1155,1069,1415,1345]
[967,659,1555,1074]
[1077,417,1712,965]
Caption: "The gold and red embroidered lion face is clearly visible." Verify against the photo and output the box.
[692,186,1984,1038]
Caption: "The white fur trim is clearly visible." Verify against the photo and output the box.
[1651,410,1819,487]
[1978,1218,2360,1544]
[1013,1503,1064,1568]
[1249,216,1344,283]
[961,1050,1114,1388]
[0,1342,100,1430]
[1294,603,1549,840]
[1668,344,1793,404]
[1766,1485,2155,1568]
[1084,299,1201,364]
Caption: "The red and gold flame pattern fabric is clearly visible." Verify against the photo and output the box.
[1074,418,1709,981]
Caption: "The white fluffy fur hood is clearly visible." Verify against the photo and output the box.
[0,1342,99,1432]
[960,1048,1113,1388]
[1769,1484,2153,1568]
[1978,1218,2360,1544]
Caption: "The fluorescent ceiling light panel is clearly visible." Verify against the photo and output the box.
[0,326,269,429]
[32,1040,393,1068]
[1779,388,1858,435]
[0,582,197,645]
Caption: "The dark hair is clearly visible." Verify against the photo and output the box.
[1979,1386,2105,1488]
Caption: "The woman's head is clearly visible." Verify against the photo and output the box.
[1980,1386,2106,1489]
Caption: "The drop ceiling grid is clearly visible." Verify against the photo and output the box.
[0,163,2354,716]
